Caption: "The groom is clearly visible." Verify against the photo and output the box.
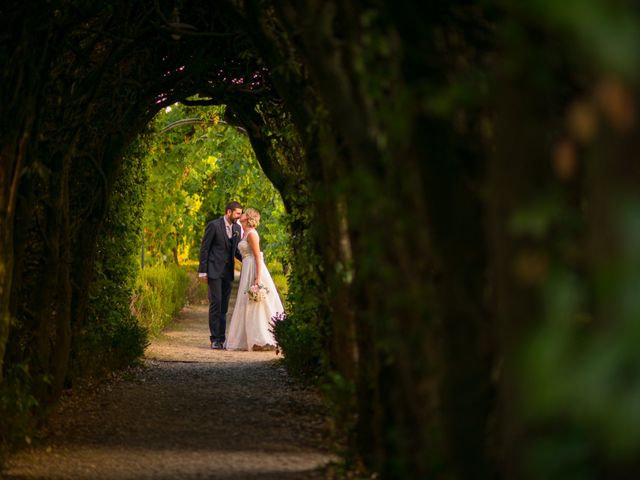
[198,201,243,349]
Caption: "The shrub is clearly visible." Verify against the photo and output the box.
[271,311,323,381]
[72,303,148,380]
[271,273,288,297]
[182,261,209,305]
[267,259,289,297]
[273,221,331,384]
[69,140,149,382]
[131,263,190,336]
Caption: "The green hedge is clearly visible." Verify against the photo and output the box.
[271,310,322,380]
[131,264,190,336]
[69,140,149,382]
[267,259,288,297]
[270,225,327,383]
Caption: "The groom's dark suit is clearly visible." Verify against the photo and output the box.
[198,217,242,345]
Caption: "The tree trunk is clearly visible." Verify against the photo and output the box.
[0,5,52,382]
[0,131,30,382]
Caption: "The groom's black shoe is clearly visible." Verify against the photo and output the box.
[212,342,224,350]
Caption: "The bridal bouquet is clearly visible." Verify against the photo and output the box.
[247,283,269,302]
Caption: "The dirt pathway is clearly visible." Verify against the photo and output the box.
[2,290,334,479]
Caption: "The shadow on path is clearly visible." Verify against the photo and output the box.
[2,286,334,479]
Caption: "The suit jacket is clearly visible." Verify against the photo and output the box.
[198,217,242,281]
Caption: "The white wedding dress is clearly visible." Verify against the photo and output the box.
[225,232,283,350]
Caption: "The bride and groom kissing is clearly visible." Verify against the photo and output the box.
[198,201,283,351]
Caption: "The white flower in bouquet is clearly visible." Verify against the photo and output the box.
[247,283,269,302]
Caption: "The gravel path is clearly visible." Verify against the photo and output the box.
[2,289,334,479]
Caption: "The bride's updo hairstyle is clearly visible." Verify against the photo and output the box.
[244,208,261,228]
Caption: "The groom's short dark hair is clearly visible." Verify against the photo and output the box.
[225,201,243,213]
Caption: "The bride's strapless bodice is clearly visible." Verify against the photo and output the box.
[238,239,254,259]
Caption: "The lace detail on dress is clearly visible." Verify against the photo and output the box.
[238,231,259,259]
[237,239,253,259]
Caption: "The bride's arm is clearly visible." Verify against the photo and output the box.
[246,231,262,285]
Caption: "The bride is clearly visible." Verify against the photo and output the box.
[225,208,283,351]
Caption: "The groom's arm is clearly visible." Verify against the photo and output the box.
[198,221,216,280]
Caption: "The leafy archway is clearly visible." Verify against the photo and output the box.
[141,103,288,267]
[0,0,328,459]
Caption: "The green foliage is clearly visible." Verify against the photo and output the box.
[497,5,640,476]
[526,0,640,78]
[272,219,329,383]
[142,103,288,266]
[183,261,210,306]
[267,259,288,297]
[271,310,323,381]
[6,2,640,478]
[70,139,149,381]
[131,264,190,336]
[521,199,640,475]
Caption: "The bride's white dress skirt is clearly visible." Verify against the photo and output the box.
[225,238,283,351]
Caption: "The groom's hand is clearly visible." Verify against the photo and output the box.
[198,274,208,284]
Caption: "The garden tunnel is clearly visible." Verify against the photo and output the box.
[5,1,640,479]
